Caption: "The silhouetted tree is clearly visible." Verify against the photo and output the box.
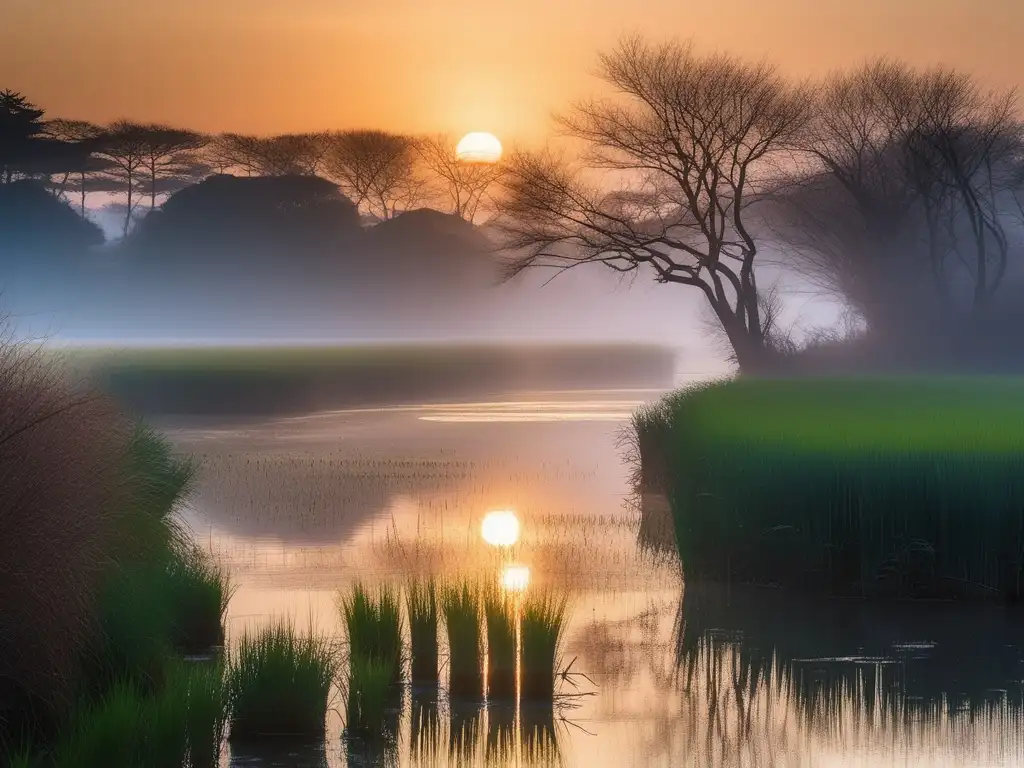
[42,119,118,216]
[96,121,151,236]
[494,38,812,371]
[323,130,426,219]
[131,174,360,254]
[769,60,1021,341]
[134,124,208,209]
[207,132,326,177]
[0,91,93,185]
[417,134,504,221]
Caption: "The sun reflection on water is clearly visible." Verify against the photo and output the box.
[501,564,530,592]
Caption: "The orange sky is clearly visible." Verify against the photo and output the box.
[4,0,1023,145]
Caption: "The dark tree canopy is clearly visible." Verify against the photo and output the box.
[131,174,361,254]
[0,180,104,260]
[0,91,95,184]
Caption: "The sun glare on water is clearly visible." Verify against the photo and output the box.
[456,132,503,164]
[481,509,520,547]
[501,564,530,593]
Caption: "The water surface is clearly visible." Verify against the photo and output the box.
[170,388,1024,767]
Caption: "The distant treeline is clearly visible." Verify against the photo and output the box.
[8,34,1024,375]
[78,343,677,418]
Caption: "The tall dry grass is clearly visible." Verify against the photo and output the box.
[0,337,133,740]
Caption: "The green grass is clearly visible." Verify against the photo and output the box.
[342,583,404,684]
[167,545,231,653]
[483,586,516,701]
[407,580,439,686]
[51,682,146,768]
[70,342,676,417]
[653,377,1024,598]
[182,662,228,768]
[226,620,338,741]
[344,655,394,742]
[442,582,483,698]
[520,594,569,702]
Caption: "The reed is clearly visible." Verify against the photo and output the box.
[657,377,1024,599]
[167,545,231,653]
[51,682,145,768]
[226,620,338,741]
[483,586,516,701]
[520,593,569,702]
[406,580,439,686]
[441,581,483,698]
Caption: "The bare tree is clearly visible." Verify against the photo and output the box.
[322,130,426,219]
[134,124,208,209]
[775,60,1021,331]
[207,132,327,177]
[494,38,812,371]
[417,133,505,221]
[95,120,150,236]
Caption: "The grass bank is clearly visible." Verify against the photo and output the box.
[70,343,676,417]
[644,377,1024,600]
[0,339,231,763]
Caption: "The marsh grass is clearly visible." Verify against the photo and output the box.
[442,581,483,699]
[227,620,338,741]
[483,586,516,701]
[183,661,228,768]
[344,655,395,743]
[657,378,1024,598]
[521,594,569,702]
[407,580,439,686]
[167,545,231,653]
[342,583,404,684]
[51,682,145,768]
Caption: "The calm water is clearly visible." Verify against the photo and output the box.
[168,388,1024,768]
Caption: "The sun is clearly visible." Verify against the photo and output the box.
[456,132,503,164]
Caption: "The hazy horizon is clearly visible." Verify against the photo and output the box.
[6,1,1024,144]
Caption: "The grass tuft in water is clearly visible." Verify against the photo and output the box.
[442,581,483,699]
[520,593,569,702]
[227,620,338,742]
[483,585,516,701]
[407,580,439,686]
[342,583,404,684]
[167,545,232,654]
[344,655,395,743]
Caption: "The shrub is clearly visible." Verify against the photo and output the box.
[227,620,338,741]
[520,594,569,702]
[661,378,1024,599]
[441,582,483,698]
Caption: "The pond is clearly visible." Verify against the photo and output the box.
[167,388,1024,767]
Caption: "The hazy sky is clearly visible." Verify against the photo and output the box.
[5,0,1023,145]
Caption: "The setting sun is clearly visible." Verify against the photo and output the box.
[481,509,520,547]
[456,132,503,164]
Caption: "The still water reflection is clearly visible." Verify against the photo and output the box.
[166,390,1024,767]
